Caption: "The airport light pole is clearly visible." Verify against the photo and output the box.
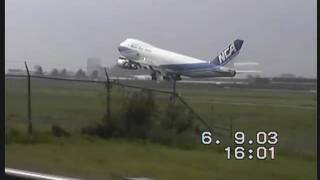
[24,61,33,136]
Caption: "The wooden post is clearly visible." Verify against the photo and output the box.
[24,61,32,135]
[172,79,176,104]
[104,67,111,121]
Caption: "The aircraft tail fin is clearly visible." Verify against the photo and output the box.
[210,39,244,66]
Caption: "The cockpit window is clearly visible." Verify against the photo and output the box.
[130,44,138,48]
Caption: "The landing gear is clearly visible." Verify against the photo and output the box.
[151,71,161,81]
[172,74,182,81]
[163,74,181,81]
[151,71,182,82]
[163,75,171,81]
[151,72,157,80]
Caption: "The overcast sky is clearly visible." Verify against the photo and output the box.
[5,0,317,77]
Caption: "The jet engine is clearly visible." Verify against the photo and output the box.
[117,57,138,70]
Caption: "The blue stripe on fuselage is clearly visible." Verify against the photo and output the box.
[160,63,218,72]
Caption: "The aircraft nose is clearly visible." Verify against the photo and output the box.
[118,46,129,52]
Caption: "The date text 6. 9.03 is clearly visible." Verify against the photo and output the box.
[201,131,278,160]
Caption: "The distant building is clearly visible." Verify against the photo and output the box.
[87,58,102,76]
[7,69,26,75]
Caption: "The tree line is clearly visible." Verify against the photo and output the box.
[33,65,100,79]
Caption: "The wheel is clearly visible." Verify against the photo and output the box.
[151,71,157,81]
[174,74,182,81]
[163,75,170,81]
[165,74,181,81]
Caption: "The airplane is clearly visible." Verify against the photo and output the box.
[117,38,258,81]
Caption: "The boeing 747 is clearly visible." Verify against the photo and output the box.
[117,38,257,81]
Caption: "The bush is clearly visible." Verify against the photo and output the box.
[81,115,122,138]
[161,103,195,134]
[122,90,156,139]
[148,103,197,148]
[82,90,199,149]
[5,128,21,144]
[5,128,56,144]
[51,124,70,137]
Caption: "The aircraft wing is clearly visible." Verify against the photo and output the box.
[133,57,170,74]
[234,62,259,66]
[132,56,181,81]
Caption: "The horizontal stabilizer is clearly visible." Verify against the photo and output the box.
[236,70,262,73]
[234,62,259,66]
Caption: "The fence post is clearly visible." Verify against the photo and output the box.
[172,79,176,103]
[104,67,111,121]
[24,61,32,136]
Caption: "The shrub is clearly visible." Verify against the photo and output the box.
[51,124,70,137]
[121,90,157,139]
[5,128,56,144]
[82,89,199,149]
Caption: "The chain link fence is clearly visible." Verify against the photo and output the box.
[5,65,232,142]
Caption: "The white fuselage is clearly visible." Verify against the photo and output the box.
[119,39,205,66]
[118,38,237,78]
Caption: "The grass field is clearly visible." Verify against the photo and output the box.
[5,137,317,180]
[5,77,317,179]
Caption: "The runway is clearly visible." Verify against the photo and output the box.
[185,99,316,110]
